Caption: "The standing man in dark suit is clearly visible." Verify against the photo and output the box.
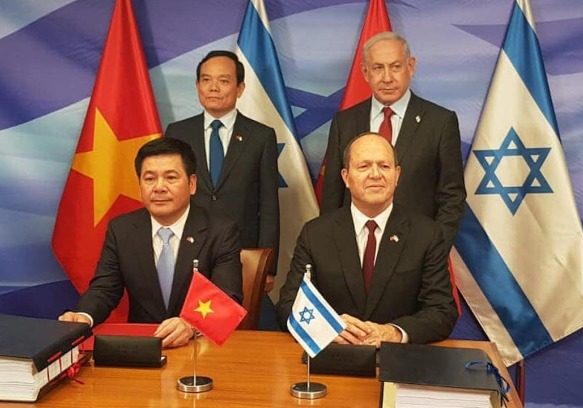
[321,32,465,250]
[277,133,457,346]
[60,138,242,348]
[165,50,279,291]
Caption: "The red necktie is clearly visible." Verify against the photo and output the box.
[362,220,378,291]
[378,107,394,143]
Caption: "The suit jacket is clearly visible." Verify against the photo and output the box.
[165,111,279,270]
[276,205,458,344]
[77,205,242,325]
[320,94,466,249]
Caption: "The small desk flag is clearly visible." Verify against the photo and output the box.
[180,272,247,346]
[287,273,346,358]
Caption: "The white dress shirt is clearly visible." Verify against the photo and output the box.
[203,109,237,167]
[370,89,411,145]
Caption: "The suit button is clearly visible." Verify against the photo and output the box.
[211,195,217,201]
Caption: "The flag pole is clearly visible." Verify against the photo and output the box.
[177,260,213,393]
[290,265,327,399]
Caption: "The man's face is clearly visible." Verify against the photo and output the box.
[361,39,416,105]
[196,56,245,118]
[139,154,196,226]
[341,135,400,217]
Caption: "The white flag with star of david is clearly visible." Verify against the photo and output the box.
[235,0,318,303]
[287,273,346,358]
[452,0,583,366]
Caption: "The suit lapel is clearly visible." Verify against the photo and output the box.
[358,99,372,133]
[216,112,248,189]
[168,207,208,312]
[395,92,424,163]
[192,115,213,191]
[334,207,367,315]
[364,205,409,318]
[131,212,167,317]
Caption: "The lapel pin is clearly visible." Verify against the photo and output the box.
[186,236,194,244]
[390,235,399,243]
[415,115,421,123]
[236,135,243,142]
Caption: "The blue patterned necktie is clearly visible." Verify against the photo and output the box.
[156,227,175,309]
[209,119,224,187]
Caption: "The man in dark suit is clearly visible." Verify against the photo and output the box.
[277,133,457,346]
[165,50,279,291]
[321,32,465,250]
[60,138,242,348]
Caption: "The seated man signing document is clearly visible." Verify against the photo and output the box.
[60,138,242,348]
[277,133,457,346]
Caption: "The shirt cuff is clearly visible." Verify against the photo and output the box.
[77,312,94,327]
[388,323,409,343]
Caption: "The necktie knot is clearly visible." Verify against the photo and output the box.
[382,106,394,119]
[211,119,223,132]
[365,220,378,234]
[378,107,394,143]
[157,227,173,245]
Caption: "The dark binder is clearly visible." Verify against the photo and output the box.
[0,313,92,371]
[379,343,503,407]
[0,313,92,402]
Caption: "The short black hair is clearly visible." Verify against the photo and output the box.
[342,132,399,168]
[196,50,245,84]
[134,138,197,177]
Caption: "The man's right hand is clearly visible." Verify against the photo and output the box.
[58,311,92,325]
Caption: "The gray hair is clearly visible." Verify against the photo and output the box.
[362,32,411,63]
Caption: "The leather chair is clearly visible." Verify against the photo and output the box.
[239,248,274,330]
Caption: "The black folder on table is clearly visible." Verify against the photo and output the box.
[0,313,92,402]
[379,343,503,408]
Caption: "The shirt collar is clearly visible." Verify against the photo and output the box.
[371,89,411,121]
[204,109,237,131]
[350,202,393,235]
[151,204,190,241]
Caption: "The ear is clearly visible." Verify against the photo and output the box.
[189,174,197,196]
[341,168,350,189]
[237,82,246,98]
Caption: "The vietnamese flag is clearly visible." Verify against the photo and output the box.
[180,272,247,346]
[52,0,161,321]
[314,0,391,203]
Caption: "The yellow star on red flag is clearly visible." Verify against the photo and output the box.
[194,299,214,319]
[71,108,159,226]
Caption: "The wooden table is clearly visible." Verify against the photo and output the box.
[1,331,522,407]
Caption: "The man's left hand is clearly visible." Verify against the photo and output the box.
[154,317,194,348]
[361,322,402,347]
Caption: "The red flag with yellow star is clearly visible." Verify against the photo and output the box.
[180,272,247,346]
[314,0,391,203]
[52,0,160,321]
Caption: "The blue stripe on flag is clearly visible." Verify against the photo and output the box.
[300,281,345,333]
[236,2,297,138]
[503,2,559,135]
[456,204,553,357]
[288,312,320,356]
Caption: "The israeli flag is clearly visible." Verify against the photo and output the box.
[235,0,319,300]
[287,273,346,358]
[452,0,583,365]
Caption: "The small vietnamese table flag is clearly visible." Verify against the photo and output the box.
[180,272,247,346]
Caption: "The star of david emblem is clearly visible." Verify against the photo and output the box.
[298,306,315,325]
[473,128,552,215]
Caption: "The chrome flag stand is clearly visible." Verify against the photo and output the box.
[177,260,213,393]
[290,353,327,399]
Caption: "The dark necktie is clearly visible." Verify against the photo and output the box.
[362,220,378,291]
[209,119,224,187]
[156,227,175,309]
[378,107,394,144]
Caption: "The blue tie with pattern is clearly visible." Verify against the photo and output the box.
[156,227,175,309]
[209,119,224,187]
